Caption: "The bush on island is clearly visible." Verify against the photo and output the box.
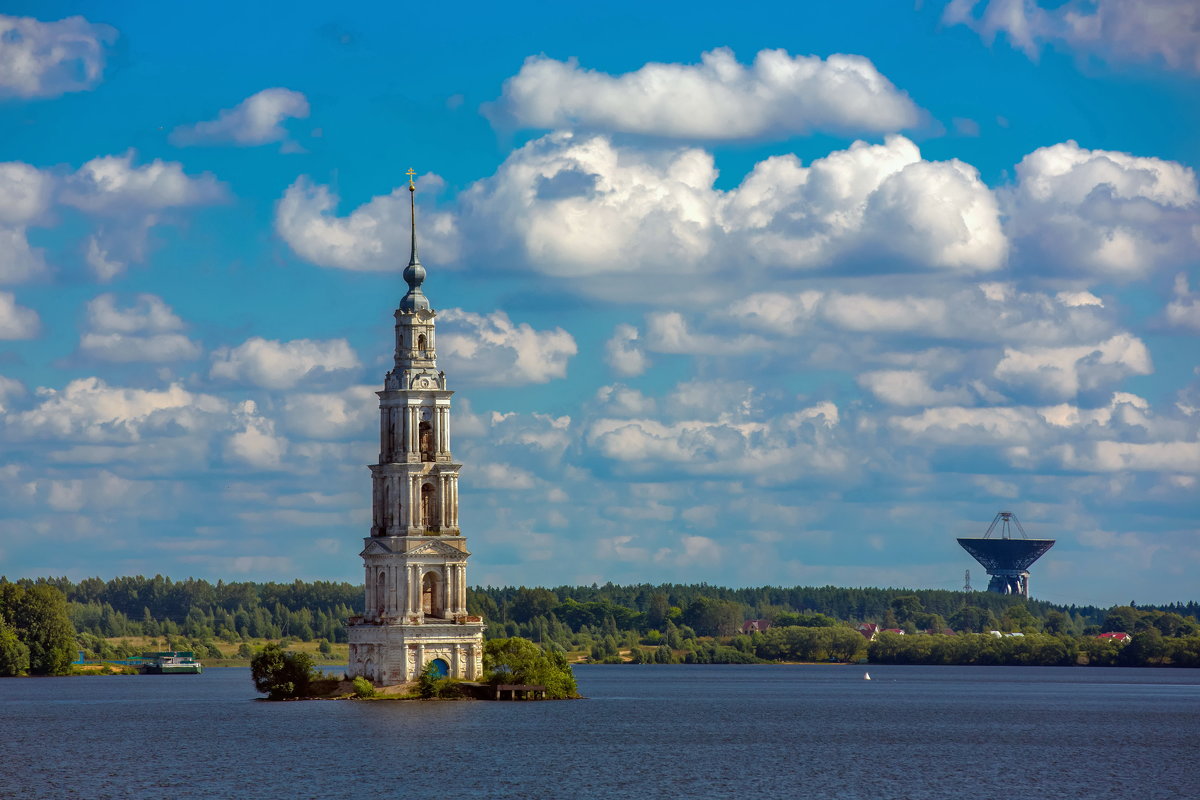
[483,637,580,699]
[351,675,377,698]
[416,661,463,699]
[250,642,318,700]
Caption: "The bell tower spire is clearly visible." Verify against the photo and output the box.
[347,166,484,687]
[398,167,428,313]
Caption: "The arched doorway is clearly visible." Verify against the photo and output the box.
[375,570,386,613]
[427,658,449,678]
[419,421,433,461]
[421,482,437,528]
[422,571,442,618]
[417,333,427,352]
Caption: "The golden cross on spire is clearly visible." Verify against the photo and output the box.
[406,167,417,190]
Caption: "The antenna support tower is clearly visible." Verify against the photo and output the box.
[963,570,972,592]
[957,511,1055,598]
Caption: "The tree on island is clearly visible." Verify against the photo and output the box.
[484,637,579,699]
[0,621,30,676]
[0,582,76,675]
[250,643,318,699]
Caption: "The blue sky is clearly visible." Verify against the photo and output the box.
[1,1,1197,606]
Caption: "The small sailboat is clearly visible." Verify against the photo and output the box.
[863,672,871,680]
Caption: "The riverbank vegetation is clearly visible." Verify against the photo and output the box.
[3,575,1198,673]
[0,582,76,676]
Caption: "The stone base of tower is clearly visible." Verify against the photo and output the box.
[348,620,485,685]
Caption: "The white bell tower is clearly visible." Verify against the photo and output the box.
[347,169,485,685]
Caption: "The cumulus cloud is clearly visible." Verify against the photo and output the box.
[458,132,720,284]
[654,283,1123,357]
[0,291,40,339]
[857,370,973,406]
[0,14,117,98]
[994,334,1153,399]
[604,323,649,377]
[274,173,459,271]
[727,135,1006,273]
[943,0,1200,73]
[1165,273,1200,332]
[80,293,201,362]
[0,161,54,283]
[1055,440,1200,473]
[889,392,1168,451]
[22,470,152,513]
[3,377,227,442]
[210,337,361,389]
[437,309,577,385]
[645,311,767,355]
[595,384,657,417]
[225,400,288,469]
[171,88,310,148]
[1007,141,1200,280]
[484,48,923,139]
[586,397,846,482]
[61,151,227,280]
[282,385,377,439]
[456,133,1005,295]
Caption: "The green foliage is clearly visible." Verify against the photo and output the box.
[0,582,76,675]
[351,675,378,698]
[250,643,317,700]
[868,632,1078,666]
[415,661,463,699]
[0,621,31,676]
[682,597,744,637]
[756,626,866,663]
[772,611,839,628]
[484,637,579,698]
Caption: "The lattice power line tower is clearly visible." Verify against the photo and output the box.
[957,512,1055,598]
[963,570,973,592]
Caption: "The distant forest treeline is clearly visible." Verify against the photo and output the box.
[7,574,1197,647]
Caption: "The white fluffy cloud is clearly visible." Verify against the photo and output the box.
[649,283,1122,355]
[586,397,845,482]
[454,132,1006,295]
[858,370,973,406]
[61,152,227,280]
[275,174,459,271]
[0,291,40,339]
[0,161,54,283]
[604,323,649,377]
[210,337,361,389]
[0,14,117,98]
[944,0,1200,73]
[1166,273,1200,332]
[994,334,1153,398]
[1007,141,1200,279]
[280,133,1008,289]
[437,309,577,385]
[727,135,1006,273]
[80,293,201,362]
[282,386,377,439]
[484,48,923,139]
[3,377,227,443]
[171,88,310,148]
[225,400,288,469]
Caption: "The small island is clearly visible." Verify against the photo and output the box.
[250,636,579,701]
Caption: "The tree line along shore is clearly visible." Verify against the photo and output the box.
[3,575,1199,676]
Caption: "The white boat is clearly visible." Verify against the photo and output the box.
[863,672,871,680]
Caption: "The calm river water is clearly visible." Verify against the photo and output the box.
[3,664,1198,799]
